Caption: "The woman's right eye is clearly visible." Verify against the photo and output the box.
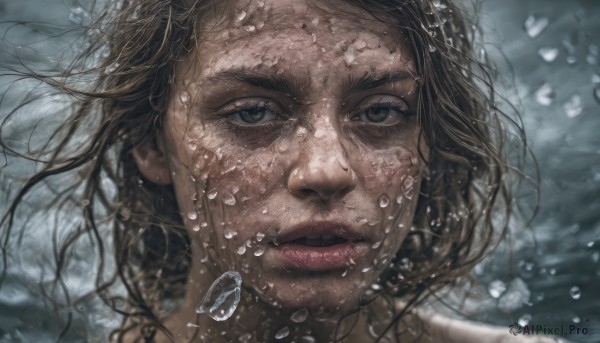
[230,106,278,124]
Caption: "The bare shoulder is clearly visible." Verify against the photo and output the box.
[422,314,567,343]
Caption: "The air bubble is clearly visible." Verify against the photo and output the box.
[290,308,309,323]
[570,286,581,300]
[564,94,583,118]
[486,279,506,298]
[518,314,532,326]
[524,15,549,38]
[538,47,559,62]
[535,82,555,106]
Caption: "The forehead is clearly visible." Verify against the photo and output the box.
[184,0,414,80]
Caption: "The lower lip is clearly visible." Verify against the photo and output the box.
[274,242,369,271]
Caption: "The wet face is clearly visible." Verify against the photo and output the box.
[158,0,424,314]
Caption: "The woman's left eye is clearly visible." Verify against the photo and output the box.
[351,104,408,125]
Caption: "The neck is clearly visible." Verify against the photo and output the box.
[160,258,396,343]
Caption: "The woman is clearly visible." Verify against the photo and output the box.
[0,0,550,342]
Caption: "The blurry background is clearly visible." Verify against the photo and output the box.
[0,0,598,342]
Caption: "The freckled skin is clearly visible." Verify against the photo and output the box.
[152,0,427,341]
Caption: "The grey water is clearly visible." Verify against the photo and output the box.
[0,0,599,342]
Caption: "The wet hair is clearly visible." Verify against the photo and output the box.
[0,0,533,341]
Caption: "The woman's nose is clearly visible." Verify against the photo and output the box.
[287,128,357,203]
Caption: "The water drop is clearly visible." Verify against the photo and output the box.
[538,47,559,62]
[274,327,290,340]
[224,228,237,239]
[378,195,390,208]
[236,10,247,21]
[69,7,90,25]
[518,314,532,326]
[524,15,549,38]
[196,271,242,321]
[428,44,437,53]
[253,247,265,256]
[186,322,200,328]
[207,190,218,200]
[290,308,309,323]
[535,82,555,106]
[193,225,200,232]
[343,50,356,66]
[179,91,190,105]
[564,94,582,118]
[187,211,198,220]
[222,192,236,206]
[236,245,246,255]
[261,207,268,214]
[488,280,506,299]
[569,286,581,300]
[256,232,265,242]
[395,195,403,204]
[201,222,208,228]
[497,278,530,313]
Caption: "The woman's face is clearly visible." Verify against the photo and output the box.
[156,0,424,313]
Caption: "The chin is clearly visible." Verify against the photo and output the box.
[256,270,371,312]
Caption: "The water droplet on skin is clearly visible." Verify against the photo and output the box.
[224,228,237,239]
[524,15,549,38]
[535,82,555,106]
[186,322,200,328]
[236,245,246,255]
[396,195,403,204]
[570,286,581,300]
[371,241,381,249]
[261,207,268,214]
[274,326,290,339]
[278,141,289,153]
[428,44,437,53]
[564,94,583,118]
[290,308,309,323]
[362,267,371,273]
[244,25,256,32]
[196,271,242,321]
[193,225,200,232]
[488,279,506,299]
[201,222,208,228]
[222,192,236,206]
[538,47,559,62]
[378,195,390,208]
[253,247,265,256]
[187,211,198,220]
[236,9,247,21]
[341,270,348,277]
[300,336,316,343]
[207,190,218,200]
[256,232,265,242]
[179,91,190,106]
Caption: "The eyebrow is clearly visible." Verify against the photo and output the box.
[344,70,416,92]
[205,70,308,96]
[203,69,415,95]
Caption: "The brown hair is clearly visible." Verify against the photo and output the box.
[0,0,534,341]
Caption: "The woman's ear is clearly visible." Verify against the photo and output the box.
[131,137,172,186]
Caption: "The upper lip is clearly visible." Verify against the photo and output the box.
[274,220,366,244]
